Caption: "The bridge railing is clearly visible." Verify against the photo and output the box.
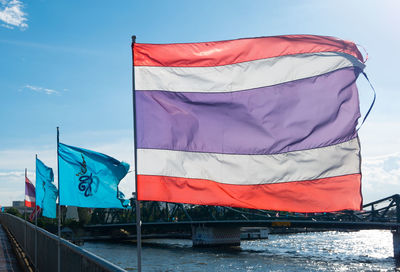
[84,194,400,226]
[360,194,400,223]
[0,213,126,272]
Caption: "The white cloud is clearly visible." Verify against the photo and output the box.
[23,84,60,95]
[0,190,24,207]
[1,22,13,29]
[0,0,27,30]
[358,121,400,157]
[362,153,400,203]
[0,171,24,177]
[0,170,31,207]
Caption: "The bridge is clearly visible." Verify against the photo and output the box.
[2,194,400,271]
[82,195,400,254]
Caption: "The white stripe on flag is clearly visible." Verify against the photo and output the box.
[137,138,360,185]
[25,194,35,202]
[135,52,364,93]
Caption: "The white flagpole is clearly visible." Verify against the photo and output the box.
[35,155,38,271]
[131,35,142,272]
[24,168,27,253]
[57,127,61,272]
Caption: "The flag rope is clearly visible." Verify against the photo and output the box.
[357,72,376,131]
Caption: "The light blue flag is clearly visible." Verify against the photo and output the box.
[58,143,130,208]
[42,182,58,218]
[36,158,58,218]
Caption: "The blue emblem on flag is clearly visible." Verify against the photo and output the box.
[75,154,99,197]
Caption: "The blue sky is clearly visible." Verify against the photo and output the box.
[0,0,399,206]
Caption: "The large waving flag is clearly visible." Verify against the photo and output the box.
[58,143,130,208]
[133,35,365,212]
[36,158,58,218]
[25,175,35,208]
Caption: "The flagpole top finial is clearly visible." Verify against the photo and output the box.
[132,36,136,43]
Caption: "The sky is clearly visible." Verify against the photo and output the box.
[0,0,399,206]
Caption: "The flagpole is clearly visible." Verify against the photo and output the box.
[57,127,61,272]
[131,35,142,272]
[24,168,27,253]
[35,155,38,272]
[35,208,37,271]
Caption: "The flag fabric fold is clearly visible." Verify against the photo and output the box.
[133,35,365,212]
[29,206,41,221]
[36,158,58,218]
[58,143,130,208]
[42,182,58,218]
[25,176,35,208]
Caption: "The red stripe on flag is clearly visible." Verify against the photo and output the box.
[25,200,35,208]
[137,174,362,213]
[133,35,363,67]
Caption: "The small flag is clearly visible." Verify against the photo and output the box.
[25,176,36,208]
[58,143,130,208]
[29,206,41,221]
[133,35,365,212]
[36,158,58,218]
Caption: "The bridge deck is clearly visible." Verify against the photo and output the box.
[86,219,400,231]
[0,225,21,272]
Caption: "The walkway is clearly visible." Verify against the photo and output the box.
[0,225,20,272]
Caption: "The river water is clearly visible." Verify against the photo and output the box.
[81,230,397,271]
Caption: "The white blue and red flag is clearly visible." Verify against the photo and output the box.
[25,176,36,208]
[133,35,365,212]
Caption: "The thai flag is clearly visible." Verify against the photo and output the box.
[133,35,365,212]
[25,176,36,208]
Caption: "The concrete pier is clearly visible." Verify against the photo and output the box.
[393,228,400,261]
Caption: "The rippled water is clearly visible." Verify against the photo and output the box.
[81,230,397,271]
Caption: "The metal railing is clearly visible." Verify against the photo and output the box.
[0,213,126,272]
